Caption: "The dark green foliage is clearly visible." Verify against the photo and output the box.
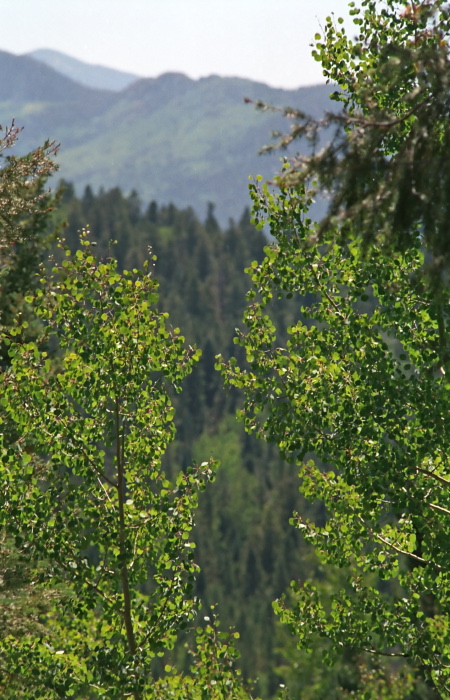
[0,119,60,354]
[11,1,450,693]
[220,174,450,695]
[0,121,58,249]
[56,183,268,441]
[52,185,322,697]
[0,125,65,650]
[1,233,245,698]
[225,6,450,689]
[257,0,450,272]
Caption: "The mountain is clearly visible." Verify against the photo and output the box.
[0,49,114,104]
[1,49,335,223]
[26,49,139,91]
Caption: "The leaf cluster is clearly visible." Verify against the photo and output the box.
[0,232,234,697]
[255,0,450,269]
[220,177,450,694]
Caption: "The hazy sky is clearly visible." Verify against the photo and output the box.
[3,0,355,89]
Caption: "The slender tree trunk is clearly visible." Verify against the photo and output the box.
[115,398,141,700]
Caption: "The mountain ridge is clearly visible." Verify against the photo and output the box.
[26,48,139,92]
[1,49,334,223]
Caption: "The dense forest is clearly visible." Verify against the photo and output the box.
[2,0,450,698]
[55,184,320,698]
[0,173,326,697]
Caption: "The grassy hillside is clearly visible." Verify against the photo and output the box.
[1,50,334,223]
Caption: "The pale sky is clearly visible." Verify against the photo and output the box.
[2,0,356,89]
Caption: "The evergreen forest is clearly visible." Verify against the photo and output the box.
[42,183,322,698]
[3,1,450,698]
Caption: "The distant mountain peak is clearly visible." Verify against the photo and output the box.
[1,47,333,224]
[26,48,139,92]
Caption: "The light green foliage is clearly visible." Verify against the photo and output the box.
[260,0,450,268]
[219,175,450,695]
[0,231,238,698]
[50,186,312,698]
[218,1,450,695]
[0,122,65,655]
[152,609,251,699]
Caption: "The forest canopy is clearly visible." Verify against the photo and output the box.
[2,0,450,698]
[221,0,450,696]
